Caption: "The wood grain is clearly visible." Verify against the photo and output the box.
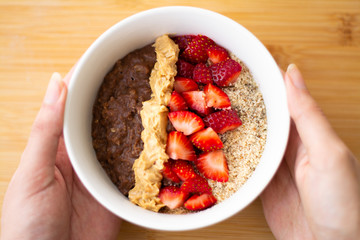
[0,0,359,239]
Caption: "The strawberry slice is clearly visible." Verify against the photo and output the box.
[176,59,195,79]
[172,35,196,51]
[159,186,188,209]
[184,193,217,211]
[204,83,231,109]
[189,127,223,152]
[174,77,198,93]
[181,175,212,194]
[181,35,215,64]
[196,150,229,182]
[172,160,197,181]
[203,109,242,134]
[207,45,229,64]
[182,91,213,116]
[193,63,212,84]
[168,111,204,136]
[168,91,188,112]
[162,159,181,183]
[210,59,242,87]
[166,131,196,161]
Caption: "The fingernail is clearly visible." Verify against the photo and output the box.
[44,72,64,105]
[287,64,307,89]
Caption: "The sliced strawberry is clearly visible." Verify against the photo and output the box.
[159,186,188,209]
[193,63,212,84]
[168,91,188,112]
[162,159,181,183]
[184,193,217,211]
[196,150,229,182]
[204,83,231,109]
[168,111,204,136]
[210,59,242,87]
[189,127,223,152]
[181,35,215,64]
[173,76,198,93]
[172,160,197,181]
[182,91,213,116]
[181,175,212,194]
[207,45,229,64]
[176,59,195,79]
[172,35,196,51]
[166,131,196,161]
[203,109,242,134]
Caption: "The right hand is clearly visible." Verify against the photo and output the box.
[261,64,360,240]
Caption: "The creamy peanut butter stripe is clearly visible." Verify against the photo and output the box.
[128,35,179,212]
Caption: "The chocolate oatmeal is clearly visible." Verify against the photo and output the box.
[91,44,156,196]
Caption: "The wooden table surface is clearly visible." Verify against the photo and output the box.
[1,0,359,239]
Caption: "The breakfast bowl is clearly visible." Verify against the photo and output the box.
[63,6,290,231]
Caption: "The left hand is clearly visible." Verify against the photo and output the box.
[1,70,121,240]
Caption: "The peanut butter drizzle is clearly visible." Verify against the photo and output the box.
[128,35,179,211]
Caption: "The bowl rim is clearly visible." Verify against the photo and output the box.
[64,6,290,231]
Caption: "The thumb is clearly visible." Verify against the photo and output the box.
[20,72,67,175]
[285,64,343,167]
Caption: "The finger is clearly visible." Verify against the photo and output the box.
[280,68,285,78]
[285,64,342,166]
[260,159,300,236]
[284,120,307,180]
[54,136,74,190]
[20,72,67,174]
[63,64,76,85]
[261,158,295,204]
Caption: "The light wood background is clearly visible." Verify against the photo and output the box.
[1,0,359,239]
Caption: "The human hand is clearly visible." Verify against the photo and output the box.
[1,70,121,240]
[261,64,360,240]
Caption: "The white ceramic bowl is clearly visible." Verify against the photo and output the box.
[64,6,290,231]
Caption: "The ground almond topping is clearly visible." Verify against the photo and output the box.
[209,53,267,202]
[163,53,267,214]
